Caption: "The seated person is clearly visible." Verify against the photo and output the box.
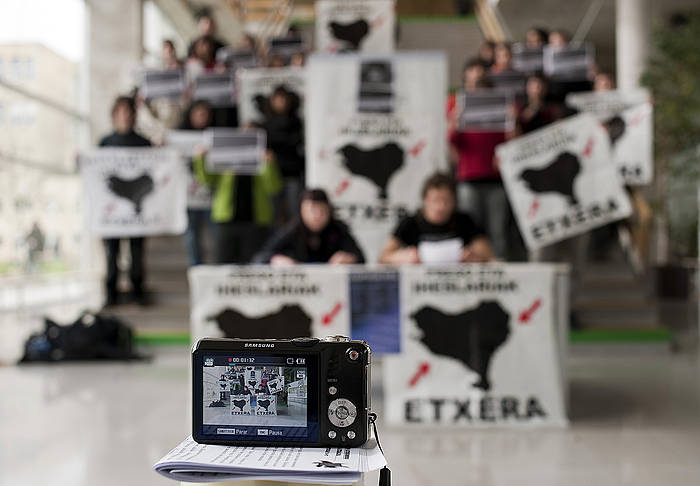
[379,173,494,264]
[255,188,365,265]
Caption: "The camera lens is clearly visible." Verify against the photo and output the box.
[347,349,360,361]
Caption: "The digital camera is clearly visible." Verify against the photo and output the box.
[192,337,371,447]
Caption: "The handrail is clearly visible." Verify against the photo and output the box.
[0,77,88,122]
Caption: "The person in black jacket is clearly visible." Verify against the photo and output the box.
[257,85,304,225]
[255,188,365,265]
[99,96,152,306]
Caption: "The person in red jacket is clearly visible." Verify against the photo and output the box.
[448,58,513,258]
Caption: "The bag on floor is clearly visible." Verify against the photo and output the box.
[19,312,145,363]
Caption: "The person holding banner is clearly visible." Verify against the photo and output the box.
[193,150,282,264]
[449,60,512,258]
[256,86,305,225]
[379,173,494,264]
[180,100,216,266]
[99,96,152,306]
[254,188,365,265]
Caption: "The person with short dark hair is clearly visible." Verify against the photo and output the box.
[99,96,152,306]
[526,27,549,49]
[257,85,304,225]
[478,41,496,68]
[255,188,365,265]
[187,9,226,58]
[379,173,493,264]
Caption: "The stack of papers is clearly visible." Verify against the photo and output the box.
[153,436,387,484]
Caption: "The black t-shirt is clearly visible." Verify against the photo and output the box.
[393,212,484,248]
[99,130,151,147]
[256,218,365,264]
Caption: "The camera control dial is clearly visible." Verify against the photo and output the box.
[328,398,357,428]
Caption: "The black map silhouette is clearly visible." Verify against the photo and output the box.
[232,399,248,411]
[337,142,404,199]
[314,461,348,469]
[208,304,313,339]
[268,382,279,391]
[519,151,581,205]
[329,20,370,50]
[604,115,626,146]
[208,400,225,407]
[107,173,154,215]
[257,399,272,411]
[412,301,510,391]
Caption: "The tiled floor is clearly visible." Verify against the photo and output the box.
[1,346,699,486]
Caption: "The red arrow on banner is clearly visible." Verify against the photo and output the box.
[527,198,540,218]
[629,112,645,126]
[322,302,343,325]
[408,362,431,387]
[160,175,170,186]
[372,15,385,28]
[582,137,594,157]
[519,298,542,323]
[105,202,116,215]
[410,140,427,157]
[335,179,350,196]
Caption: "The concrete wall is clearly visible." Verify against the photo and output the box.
[86,0,144,143]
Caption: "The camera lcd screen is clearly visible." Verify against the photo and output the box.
[195,352,319,443]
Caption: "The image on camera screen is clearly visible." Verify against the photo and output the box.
[202,360,308,430]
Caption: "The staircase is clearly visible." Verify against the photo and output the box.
[571,239,674,347]
[107,235,192,341]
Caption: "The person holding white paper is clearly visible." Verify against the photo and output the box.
[379,173,494,264]
[99,96,152,306]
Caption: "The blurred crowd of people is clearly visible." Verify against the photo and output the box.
[99,13,649,310]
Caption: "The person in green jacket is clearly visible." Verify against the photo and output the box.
[194,150,282,263]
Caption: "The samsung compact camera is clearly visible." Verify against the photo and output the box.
[192,337,371,447]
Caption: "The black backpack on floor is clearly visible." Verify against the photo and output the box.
[19,312,144,363]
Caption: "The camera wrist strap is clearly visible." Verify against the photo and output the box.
[368,413,391,486]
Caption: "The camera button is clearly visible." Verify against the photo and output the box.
[291,338,319,347]
[328,386,338,395]
[346,431,356,440]
[347,349,360,361]
[328,430,337,439]
[336,406,350,420]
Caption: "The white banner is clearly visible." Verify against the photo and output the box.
[266,376,285,394]
[189,265,350,343]
[231,395,252,415]
[497,113,632,250]
[566,89,653,185]
[204,128,266,174]
[383,264,566,426]
[193,72,236,107]
[512,44,543,74]
[237,67,306,125]
[543,43,595,81]
[456,89,515,132]
[80,148,187,237]
[255,394,277,416]
[315,0,395,54]
[306,52,448,262]
[164,130,211,209]
[141,69,184,100]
